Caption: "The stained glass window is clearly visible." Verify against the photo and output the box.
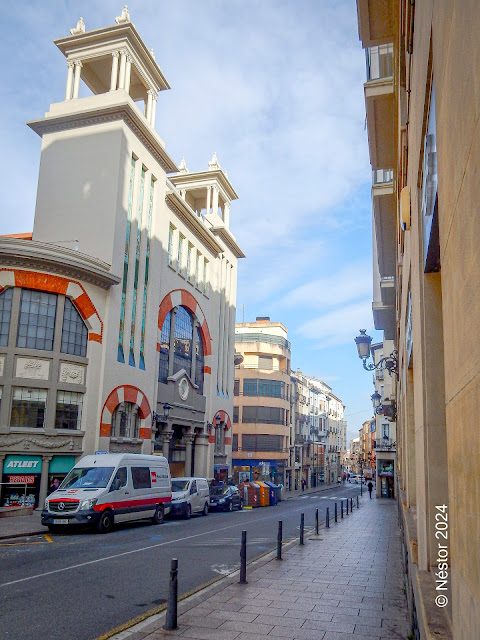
[0,287,13,347]
[195,326,204,393]
[129,166,145,367]
[173,306,193,375]
[61,298,88,357]
[158,311,171,383]
[17,289,57,351]
[139,175,154,370]
[118,155,136,363]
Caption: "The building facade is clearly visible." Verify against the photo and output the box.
[0,11,244,509]
[358,0,480,636]
[233,318,291,486]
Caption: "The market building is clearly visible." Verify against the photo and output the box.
[0,10,244,509]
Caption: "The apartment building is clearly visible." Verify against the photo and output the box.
[357,0,480,636]
[0,11,244,508]
[233,319,291,486]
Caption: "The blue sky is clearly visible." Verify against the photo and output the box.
[0,1,382,442]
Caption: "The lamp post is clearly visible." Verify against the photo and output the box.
[371,391,397,422]
[354,329,399,377]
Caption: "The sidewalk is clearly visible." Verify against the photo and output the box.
[109,498,411,640]
[282,482,342,500]
[0,509,46,540]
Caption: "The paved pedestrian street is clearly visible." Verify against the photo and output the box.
[114,498,410,640]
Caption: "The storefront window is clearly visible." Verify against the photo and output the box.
[1,455,42,507]
[11,387,47,428]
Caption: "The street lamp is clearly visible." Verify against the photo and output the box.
[153,402,172,423]
[371,392,397,421]
[354,329,399,377]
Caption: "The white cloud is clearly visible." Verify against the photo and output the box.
[297,299,374,349]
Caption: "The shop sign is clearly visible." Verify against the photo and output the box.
[3,456,42,474]
[8,475,35,484]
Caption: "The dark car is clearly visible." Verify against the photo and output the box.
[209,485,242,511]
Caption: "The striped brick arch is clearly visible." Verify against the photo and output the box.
[100,385,152,440]
[209,410,232,445]
[157,289,212,374]
[0,269,103,343]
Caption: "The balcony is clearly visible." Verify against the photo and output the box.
[374,438,396,452]
[357,0,395,48]
[364,44,395,169]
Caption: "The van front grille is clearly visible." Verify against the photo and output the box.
[49,501,79,513]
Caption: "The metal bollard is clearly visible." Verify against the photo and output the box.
[315,507,319,535]
[335,502,338,523]
[341,500,344,518]
[357,495,359,508]
[300,512,305,545]
[326,507,330,528]
[351,497,353,512]
[277,521,283,560]
[346,498,349,515]
[163,558,178,630]
[239,530,248,584]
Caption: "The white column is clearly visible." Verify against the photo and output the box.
[146,89,153,122]
[151,92,158,128]
[72,60,82,99]
[224,201,231,227]
[206,186,211,216]
[110,51,119,91]
[118,50,127,90]
[212,186,219,217]
[124,55,132,94]
[65,61,74,100]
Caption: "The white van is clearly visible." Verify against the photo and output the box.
[170,477,210,519]
[41,453,171,533]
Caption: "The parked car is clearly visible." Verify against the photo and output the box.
[170,477,210,519]
[349,475,360,484]
[209,484,242,511]
[41,453,171,533]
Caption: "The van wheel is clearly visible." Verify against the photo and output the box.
[184,504,192,520]
[97,510,114,534]
[202,502,209,516]
[152,505,164,525]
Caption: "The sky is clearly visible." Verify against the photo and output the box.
[0,0,383,443]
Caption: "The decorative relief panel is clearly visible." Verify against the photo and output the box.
[109,441,142,454]
[0,355,4,377]
[16,357,50,380]
[59,363,85,385]
[0,435,82,452]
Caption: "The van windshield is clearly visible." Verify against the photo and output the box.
[60,467,115,489]
[171,480,189,492]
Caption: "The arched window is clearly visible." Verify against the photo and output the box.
[61,297,88,357]
[158,310,171,384]
[111,402,140,439]
[173,306,193,375]
[158,305,205,394]
[17,289,57,351]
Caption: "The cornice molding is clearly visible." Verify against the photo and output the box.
[210,226,246,259]
[165,191,222,257]
[27,100,178,174]
[0,238,121,289]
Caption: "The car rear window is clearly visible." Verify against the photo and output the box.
[131,467,151,489]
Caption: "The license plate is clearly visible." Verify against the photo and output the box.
[53,519,70,525]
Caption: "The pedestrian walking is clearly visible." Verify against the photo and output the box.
[301,478,306,492]
[368,480,373,499]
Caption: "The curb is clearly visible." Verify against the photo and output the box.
[0,529,48,541]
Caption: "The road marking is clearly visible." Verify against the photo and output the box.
[0,511,292,589]
[44,534,53,543]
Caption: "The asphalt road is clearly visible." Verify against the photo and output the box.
[0,484,362,640]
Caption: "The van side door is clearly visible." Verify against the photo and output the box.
[107,466,129,523]
[189,480,199,512]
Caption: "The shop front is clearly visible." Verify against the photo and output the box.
[1,455,42,508]
[233,459,285,487]
[47,455,76,494]
[378,459,395,498]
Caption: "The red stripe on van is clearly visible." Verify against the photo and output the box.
[49,498,79,503]
[93,496,171,512]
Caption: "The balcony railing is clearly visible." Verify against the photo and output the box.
[235,332,291,350]
[372,169,394,185]
[366,44,393,81]
[374,438,396,451]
